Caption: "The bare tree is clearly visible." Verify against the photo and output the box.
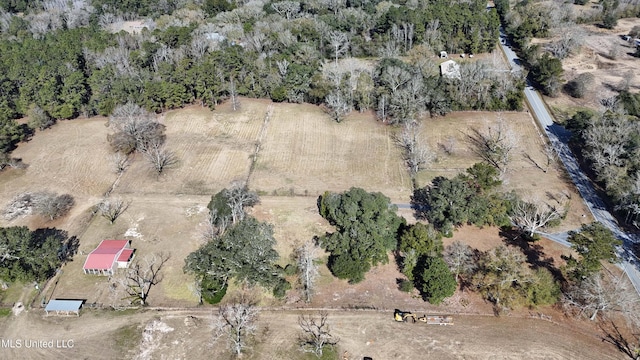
[443,241,476,282]
[200,208,231,243]
[376,94,388,122]
[380,65,412,94]
[33,192,75,221]
[325,91,350,123]
[509,198,563,238]
[618,70,635,92]
[0,243,20,263]
[396,120,434,179]
[0,10,12,33]
[3,191,73,221]
[228,76,240,111]
[109,152,129,174]
[564,271,640,321]
[328,31,348,65]
[225,182,260,225]
[97,197,130,224]
[107,103,165,154]
[0,154,26,171]
[548,26,585,59]
[271,1,301,20]
[3,193,35,220]
[295,241,320,302]
[298,312,340,358]
[212,295,260,357]
[466,117,518,175]
[27,104,54,130]
[188,280,203,305]
[142,141,178,175]
[276,59,290,78]
[584,111,639,185]
[120,252,170,306]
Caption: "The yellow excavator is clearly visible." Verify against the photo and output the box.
[394,310,454,325]
[393,309,417,323]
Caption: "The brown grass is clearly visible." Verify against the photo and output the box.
[0,118,115,234]
[0,308,622,360]
[0,98,616,359]
[114,103,263,195]
[250,103,412,201]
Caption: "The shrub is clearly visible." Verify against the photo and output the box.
[398,279,414,292]
[272,278,291,298]
[564,73,594,98]
[201,276,227,304]
[283,263,298,276]
[270,86,288,102]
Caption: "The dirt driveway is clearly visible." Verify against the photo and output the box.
[0,308,622,360]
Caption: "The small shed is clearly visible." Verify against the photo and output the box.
[440,60,461,80]
[45,299,83,316]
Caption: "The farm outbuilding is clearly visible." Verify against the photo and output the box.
[83,240,135,276]
[440,60,461,80]
[44,299,83,316]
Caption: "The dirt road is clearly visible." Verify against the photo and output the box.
[0,308,622,360]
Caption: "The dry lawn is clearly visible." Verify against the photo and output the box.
[114,103,264,195]
[250,103,412,201]
[0,118,115,234]
[0,98,614,358]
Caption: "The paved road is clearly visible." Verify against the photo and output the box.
[498,29,640,295]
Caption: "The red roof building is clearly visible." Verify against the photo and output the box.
[83,240,135,276]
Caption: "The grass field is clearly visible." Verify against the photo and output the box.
[0,98,615,359]
[114,102,265,195]
[251,103,412,201]
[1,100,593,307]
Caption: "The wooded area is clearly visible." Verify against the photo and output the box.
[0,0,520,164]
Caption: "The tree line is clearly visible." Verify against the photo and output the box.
[566,95,640,228]
[0,226,77,284]
[0,0,522,163]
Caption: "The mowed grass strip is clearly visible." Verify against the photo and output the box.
[251,103,412,201]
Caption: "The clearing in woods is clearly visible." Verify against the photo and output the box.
[537,18,640,114]
[0,99,611,358]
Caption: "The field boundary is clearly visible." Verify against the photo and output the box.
[247,105,273,185]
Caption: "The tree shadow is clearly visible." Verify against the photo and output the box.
[410,187,430,220]
[598,319,640,360]
[31,228,79,263]
[499,227,566,284]
[601,82,621,92]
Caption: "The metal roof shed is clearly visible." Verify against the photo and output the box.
[44,300,83,316]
